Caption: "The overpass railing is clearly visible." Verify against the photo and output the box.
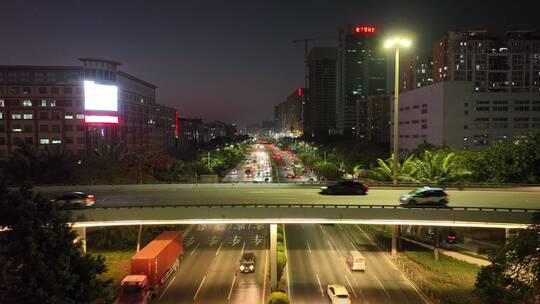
[65,203,540,213]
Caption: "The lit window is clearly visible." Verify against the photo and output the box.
[65,113,73,120]
[40,138,49,144]
[0,100,4,107]
[51,139,61,144]
[22,100,32,107]
[23,113,33,120]
[12,126,22,132]
[50,100,56,107]
[0,112,3,120]
[11,113,22,119]
[76,113,84,119]
[40,100,47,107]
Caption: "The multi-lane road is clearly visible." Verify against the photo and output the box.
[156,222,428,304]
[286,223,428,304]
[159,223,269,304]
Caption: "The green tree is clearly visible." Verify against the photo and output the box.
[413,150,471,183]
[469,132,540,183]
[0,185,111,303]
[313,161,343,181]
[475,213,540,304]
[267,291,290,304]
[367,154,419,182]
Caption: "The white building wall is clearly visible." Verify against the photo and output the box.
[394,81,540,153]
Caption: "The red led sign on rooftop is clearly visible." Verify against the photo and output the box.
[354,26,377,34]
[297,88,303,96]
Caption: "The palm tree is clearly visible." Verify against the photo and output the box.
[413,150,471,183]
[367,154,419,182]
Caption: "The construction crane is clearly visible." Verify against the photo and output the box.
[292,35,336,88]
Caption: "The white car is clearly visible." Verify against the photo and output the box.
[327,284,351,304]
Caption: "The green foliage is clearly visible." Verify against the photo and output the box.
[267,291,290,304]
[475,213,540,303]
[312,161,343,181]
[0,185,111,303]
[465,132,540,183]
[367,154,419,182]
[413,150,471,183]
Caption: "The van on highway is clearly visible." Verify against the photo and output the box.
[346,250,366,271]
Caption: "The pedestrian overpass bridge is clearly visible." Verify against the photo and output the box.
[69,203,539,229]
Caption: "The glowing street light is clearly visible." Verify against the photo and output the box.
[384,37,411,184]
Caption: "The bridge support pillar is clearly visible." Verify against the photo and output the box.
[270,223,278,290]
[136,225,143,252]
[391,225,398,257]
[72,226,86,254]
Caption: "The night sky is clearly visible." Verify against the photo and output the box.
[1,0,539,125]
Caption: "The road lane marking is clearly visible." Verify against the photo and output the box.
[344,275,357,298]
[158,275,176,301]
[375,274,392,299]
[231,235,241,246]
[216,242,223,255]
[354,225,430,304]
[327,240,336,253]
[315,273,324,297]
[193,275,206,300]
[284,225,292,300]
[190,243,200,255]
[306,240,312,254]
[227,274,237,300]
[240,241,246,256]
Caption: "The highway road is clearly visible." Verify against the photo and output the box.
[51,187,540,210]
[269,144,318,183]
[222,145,272,183]
[159,223,269,304]
[286,223,428,304]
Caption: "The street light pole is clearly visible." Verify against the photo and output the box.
[392,47,400,185]
[207,151,210,170]
[385,37,411,185]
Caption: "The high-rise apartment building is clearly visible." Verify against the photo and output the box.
[402,54,434,92]
[0,58,177,158]
[274,88,304,135]
[305,47,336,137]
[432,30,540,92]
[336,25,386,139]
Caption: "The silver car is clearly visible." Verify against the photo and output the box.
[400,187,448,206]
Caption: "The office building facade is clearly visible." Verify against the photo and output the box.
[0,58,177,158]
[305,47,336,137]
[336,25,386,138]
[394,81,540,153]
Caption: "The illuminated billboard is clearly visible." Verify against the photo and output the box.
[84,80,118,112]
[84,115,119,124]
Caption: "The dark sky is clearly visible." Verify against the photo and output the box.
[1,0,539,125]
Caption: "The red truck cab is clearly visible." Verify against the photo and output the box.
[118,275,150,304]
[117,231,183,303]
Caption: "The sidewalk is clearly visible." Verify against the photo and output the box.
[400,236,491,267]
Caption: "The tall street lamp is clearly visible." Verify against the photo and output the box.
[384,37,411,184]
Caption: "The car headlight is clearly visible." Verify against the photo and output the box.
[249,265,254,270]
[321,186,328,190]
[240,265,245,271]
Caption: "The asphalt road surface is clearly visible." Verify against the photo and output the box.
[65,187,540,210]
[159,223,269,304]
[286,223,428,304]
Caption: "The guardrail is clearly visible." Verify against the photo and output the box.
[28,181,540,188]
[64,203,540,213]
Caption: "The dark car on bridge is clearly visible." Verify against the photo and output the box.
[320,181,368,195]
[399,187,448,206]
[239,252,255,273]
[51,192,95,209]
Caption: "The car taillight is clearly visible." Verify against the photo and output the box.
[363,183,369,189]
